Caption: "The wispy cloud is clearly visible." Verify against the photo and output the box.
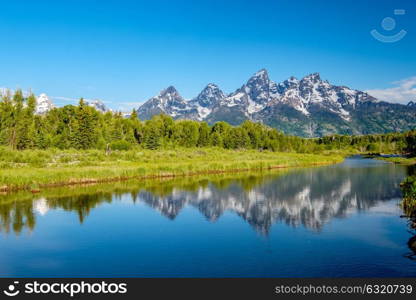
[51,96,79,102]
[51,96,112,104]
[366,77,416,104]
[117,101,143,111]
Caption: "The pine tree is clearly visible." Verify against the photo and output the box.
[144,121,161,150]
[197,122,210,147]
[71,98,99,149]
[16,93,37,149]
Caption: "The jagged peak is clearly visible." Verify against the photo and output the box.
[205,83,220,90]
[159,85,179,96]
[85,99,109,112]
[193,83,225,109]
[197,83,224,96]
[36,93,53,104]
[302,72,321,82]
[35,93,54,114]
[243,69,272,94]
[249,68,269,81]
[86,99,101,104]
[284,76,299,84]
[254,68,268,76]
[408,100,415,106]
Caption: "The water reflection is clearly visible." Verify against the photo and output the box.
[402,164,416,260]
[0,158,407,235]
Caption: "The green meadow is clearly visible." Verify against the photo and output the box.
[0,147,343,191]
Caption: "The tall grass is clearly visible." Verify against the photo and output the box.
[0,146,343,191]
[401,176,416,218]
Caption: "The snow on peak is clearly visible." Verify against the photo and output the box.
[302,72,321,82]
[85,99,109,112]
[288,76,299,83]
[252,68,269,79]
[192,83,225,108]
[206,83,219,89]
[136,70,381,122]
[220,68,279,115]
[137,86,192,119]
[247,69,270,87]
[160,86,179,97]
[36,93,55,114]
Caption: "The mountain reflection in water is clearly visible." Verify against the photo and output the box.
[0,157,407,235]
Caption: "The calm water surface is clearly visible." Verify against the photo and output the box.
[0,157,415,277]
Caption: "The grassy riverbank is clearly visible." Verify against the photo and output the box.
[375,156,416,165]
[377,155,416,219]
[0,147,343,192]
[401,176,416,219]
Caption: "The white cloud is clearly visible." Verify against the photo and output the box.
[366,77,416,104]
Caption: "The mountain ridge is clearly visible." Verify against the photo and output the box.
[137,69,416,137]
[2,70,415,137]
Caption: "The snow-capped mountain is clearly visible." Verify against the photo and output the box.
[408,101,415,107]
[85,99,110,113]
[36,93,55,114]
[188,83,226,120]
[221,68,279,114]
[136,69,416,136]
[204,69,281,124]
[137,86,194,120]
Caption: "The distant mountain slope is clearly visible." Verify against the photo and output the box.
[136,69,416,137]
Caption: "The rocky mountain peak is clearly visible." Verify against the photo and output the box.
[302,72,321,83]
[192,83,225,108]
[36,93,55,115]
[135,70,416,137]
[278,76,300,92]
[250,68,269,80]
[160,86,179,97]
[245,68,271,91]
[137,85,190,120]
[85,99,109,112]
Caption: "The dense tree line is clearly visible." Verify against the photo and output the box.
[1,90,415,154]
[0,91,318,152]
[316,131,416,155]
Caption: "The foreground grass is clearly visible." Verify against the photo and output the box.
[0,147,343,191]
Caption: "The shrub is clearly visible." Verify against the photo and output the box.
[110,140,132,151]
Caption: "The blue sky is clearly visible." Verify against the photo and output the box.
[0,0,415,110]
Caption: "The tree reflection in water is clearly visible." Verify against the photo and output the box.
[403,164,416,261]
[0,158,408,236]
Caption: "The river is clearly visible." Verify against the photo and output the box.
[0,156,415,277]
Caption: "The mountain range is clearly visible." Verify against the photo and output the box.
[137,69,416,137]
[2,69,416,137]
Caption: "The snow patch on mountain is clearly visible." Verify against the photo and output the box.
[36,93,55,114]
[85,99,110,112]
[136,69,380,123]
